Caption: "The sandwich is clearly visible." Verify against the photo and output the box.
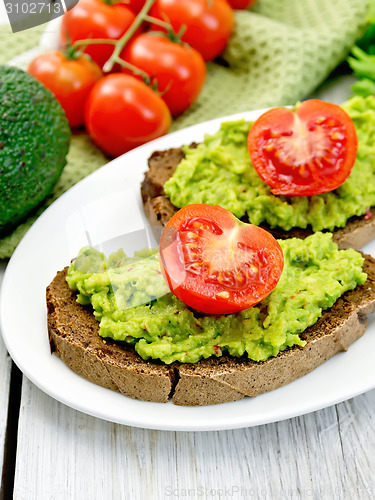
[47,217,375,405]
[141,95,375,250]
[47,96,375,406]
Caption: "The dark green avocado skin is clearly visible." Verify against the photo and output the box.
[0,65,71,235]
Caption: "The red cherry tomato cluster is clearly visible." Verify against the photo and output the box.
[120,33,206,117]
[149,0,234,62]
[28,51,103,130]
[60,0,138,71]
[28,0,257,157]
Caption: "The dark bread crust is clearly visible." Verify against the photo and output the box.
[141,148,375,250]
[47,256,375,405]
[47,269,176,403]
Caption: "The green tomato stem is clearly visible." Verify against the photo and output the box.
[144,15,187,43]
[64,41,82,60]
[102,0,128,5]
[113,57,162,94]
[113,56,151,82]
[143,14,171,31]
[72,38,118,48]
[102,0,157,73]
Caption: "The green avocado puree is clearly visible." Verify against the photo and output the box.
[164,95,375,232]
[66,233,366,364]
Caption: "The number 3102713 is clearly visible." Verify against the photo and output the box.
[5,2,62,14]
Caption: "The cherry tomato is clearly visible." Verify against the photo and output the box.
[123,0,145,13]
[150,0,234,62]
[28,51,102,129]
[60,0,136,69]
[159,204,284,314]
[247,100,358,197]
[226,0,257,9]
[85,74,172,157]
[120,33,206,116]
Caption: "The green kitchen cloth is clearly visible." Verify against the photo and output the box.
[0,0,368,258]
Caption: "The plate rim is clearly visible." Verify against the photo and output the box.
[2,107,375,432]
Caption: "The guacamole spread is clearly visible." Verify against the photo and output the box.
[164,95,375,232]
[66,233,366,364]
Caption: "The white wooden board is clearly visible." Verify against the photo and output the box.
[13,377,375,500]
[0,264,12,480]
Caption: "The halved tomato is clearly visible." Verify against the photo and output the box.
[159,204,284,314]
[247,100,358,196]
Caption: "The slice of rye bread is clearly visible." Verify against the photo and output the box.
[47,255,375,406]
[141,147,375,251]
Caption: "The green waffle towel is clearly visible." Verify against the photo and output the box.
[0,0,368,258]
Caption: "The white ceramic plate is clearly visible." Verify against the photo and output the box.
[1,109,375,432]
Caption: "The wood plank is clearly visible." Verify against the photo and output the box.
[0,335,11,482]
[13,377,375,500]
[0,264,12,479]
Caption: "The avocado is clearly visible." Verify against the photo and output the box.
[0,65,71,235]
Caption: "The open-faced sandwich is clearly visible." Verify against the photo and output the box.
[47,96,375,405]
[47,207,375,405]
[142,96,375,250]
